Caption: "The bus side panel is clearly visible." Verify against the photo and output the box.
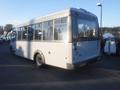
[15,41,73,69]
[15,41,30,58]
[31,42,73,69]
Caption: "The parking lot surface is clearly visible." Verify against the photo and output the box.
[0,44,120,90]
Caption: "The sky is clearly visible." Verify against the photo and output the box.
[0,0,120,27]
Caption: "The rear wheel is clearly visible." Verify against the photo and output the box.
[35,54,45,67]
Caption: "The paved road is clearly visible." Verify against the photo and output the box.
[0,44,120,90]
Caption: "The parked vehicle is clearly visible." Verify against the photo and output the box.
[103,33,116,55]
[104,38,116,54]
[10,8,101,69]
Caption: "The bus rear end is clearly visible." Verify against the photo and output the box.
[69,9,100,68]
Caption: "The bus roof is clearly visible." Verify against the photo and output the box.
[16,8,97,27]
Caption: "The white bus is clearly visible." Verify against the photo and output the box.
[10,8,101,69]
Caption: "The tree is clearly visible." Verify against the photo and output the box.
[4,24,13,36]
[0,26,4,35]
[4,24,13,32]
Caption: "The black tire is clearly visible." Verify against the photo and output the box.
[35,54,45,67]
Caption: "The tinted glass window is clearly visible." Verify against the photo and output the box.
[22,26,28,40]
[43,20,53,40]
[34,23,42,40]
[73,18,98,41]
[17,27,22,40]
[78,20,98,38]
[28,26,33,41]
[54,17,67,40]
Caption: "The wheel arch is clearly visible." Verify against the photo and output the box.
[33,50,45,63]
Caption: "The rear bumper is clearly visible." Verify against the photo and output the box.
[67,56,100,70]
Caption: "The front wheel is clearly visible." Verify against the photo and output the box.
[35,54,45,67]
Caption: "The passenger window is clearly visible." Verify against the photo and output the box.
[17,27,22,40]
[22,26,28,40]
[34,23,43,40]
[28,26,33,41]
[54,17,67,40]
[43,20,53,40]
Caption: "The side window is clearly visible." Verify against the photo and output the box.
[43,22,47,40]
[43,20,53,40]
[28,26,33,41]
[17,27,22,40]
[54,17,67,40]
[22,26,28,40]
[34,23,43,40]
[48,21,53,40]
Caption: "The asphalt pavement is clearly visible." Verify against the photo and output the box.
[0,43,120,90]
